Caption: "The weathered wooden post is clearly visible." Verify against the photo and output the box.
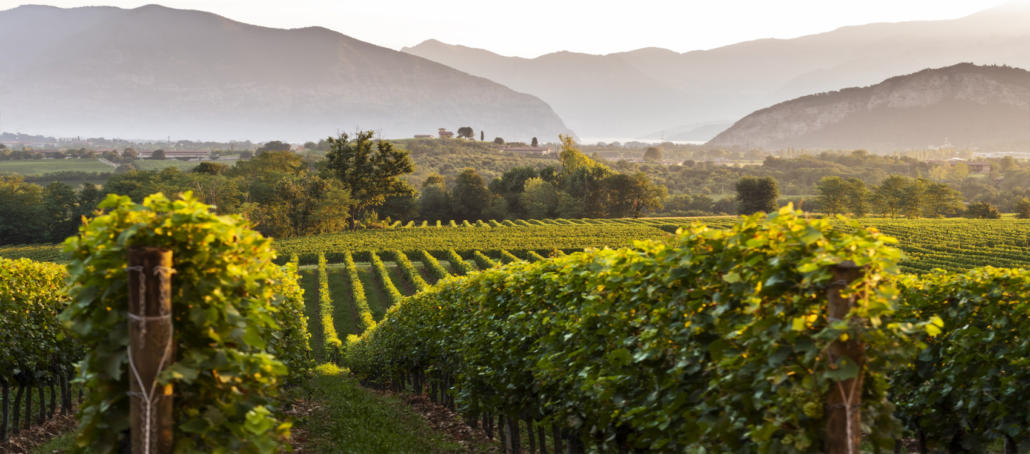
[825,261,864,454]
[127,247,174,454]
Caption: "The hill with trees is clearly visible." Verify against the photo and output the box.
[0,4,571,142]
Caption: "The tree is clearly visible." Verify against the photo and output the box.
[845,178,870,217]
[816,176,849,216]
[151,149,166,160]
[257,140,291,154]
[520,177,558,218]
[531,137,539,147]
[245,174,352,237]
[418,175,450,221]
[450,168,492,220]
[0,176,46,245]
[43,182,79,242]
[193,162,228,175]
[602,172,666,217]
[122,148,139,160]
[489,167,538,218]
[493,137,504,145]
[965,201,1001,219]
[643,147,662,163]
[922,182,963,217]
[872,175,915,218]
[735,177,779,214]
[324,131,415,227]
[1016,197,1030,219]
[457,127,475,140]
[480,130,484,142]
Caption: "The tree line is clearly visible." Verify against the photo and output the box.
[0,133,667,246]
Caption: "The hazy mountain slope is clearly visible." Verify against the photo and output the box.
[707,64,1030,151]
[404,3,1030,141]
[0,5,571,142]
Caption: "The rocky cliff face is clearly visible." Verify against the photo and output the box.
[708,64,1030,151]
[0,5,572,142]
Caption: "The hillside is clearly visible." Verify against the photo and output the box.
[403,3,1030,141]
[707,63,1030,151]
[0,5,571,142]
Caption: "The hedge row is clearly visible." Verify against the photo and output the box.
[346,208,920,452]
[370,252,404,307]
[344,252,375,333]
[317,254,343,361]
[391,250,428,291]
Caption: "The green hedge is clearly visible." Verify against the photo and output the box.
[892,267,1030,453]
[346,208,921,452]
[391,250,428,291]
[62,192,296,453]
[317,254,343,362]
[0,257,78,385]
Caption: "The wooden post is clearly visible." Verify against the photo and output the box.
[127,247,174,454]
[825,261,864,454]
[1,380,8,441]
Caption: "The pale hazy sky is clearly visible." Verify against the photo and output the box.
[0,0,1016,57]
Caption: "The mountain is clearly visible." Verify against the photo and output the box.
[707,64,1030,151]
[403,3,1030,141]
[0,5,571,142]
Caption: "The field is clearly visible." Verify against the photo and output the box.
[0,159,113,175]
[0,158,221,177]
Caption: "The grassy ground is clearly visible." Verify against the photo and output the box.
[326,264,361,336]
[356,264,391,320]
[386,262,417,296]
[298,269,324,360]
[30,432,73,453]
[291,364,491,454]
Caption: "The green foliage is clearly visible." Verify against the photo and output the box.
[892,268,1030,453]
[267,258,313,382]
[0,257,78,386]
[346,207,920,452]
[449,169,491,221]
[317,254,343,362]
[61,192,291,453]
[344,252,375,335]
[1016,197,1030,219]
[965,201,1001,219]
[392,250,429,290]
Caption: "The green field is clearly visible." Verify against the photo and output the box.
[0,158,220,177]
[0,159,113,175]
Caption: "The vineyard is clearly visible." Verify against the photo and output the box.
[2,204,1029,452]
[4,216,1030,274]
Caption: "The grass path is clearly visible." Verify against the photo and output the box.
[291,365,494,453]
[356,264,390,320]
[325,264,361,336]
[298,269,324,360]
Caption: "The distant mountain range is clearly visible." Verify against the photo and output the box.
[708,64,1030,151]
[404,3,1030,142]
[0,5,571,142]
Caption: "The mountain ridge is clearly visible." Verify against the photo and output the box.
[707,63,1030,151]
[403,3,1030,141]
[0,4,572,142]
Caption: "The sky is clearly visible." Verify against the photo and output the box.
[0,0,1017,57]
